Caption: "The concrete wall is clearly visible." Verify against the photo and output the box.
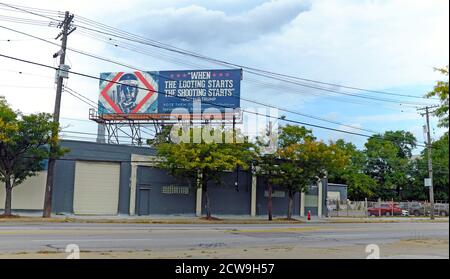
[0,171,47,211]
[256,177,300,217]
[3,140,337,216]
[136,166,196,215]
[53,140,156,214]
[52,160,75,214]
[328,183,348,201]
[202,170,252,215]
[304,185,318,216]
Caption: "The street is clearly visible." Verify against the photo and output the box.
[0,222,448,259]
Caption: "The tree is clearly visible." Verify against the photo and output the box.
[156,126,255,219]
[429,132,449,201]
[263,125,348,219]
[254,133,277,221]
[0,97,62,216]
[328,139,377,200]
[426,66,449,128]
[383,131,417,159]
[408,132,449,202]
[364,131,416,200]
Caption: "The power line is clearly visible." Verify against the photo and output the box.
[64,86,155,140]
[0,2,61,21]
[1,15,431,116]
[0,2,440,104]
[0,14,54,26]
[70,14,439,103]
[0,24,386,135]
[75,27,420,113]
[0,52,436,150]
[75,23,431,106]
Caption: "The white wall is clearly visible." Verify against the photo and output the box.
[0,171,47,210]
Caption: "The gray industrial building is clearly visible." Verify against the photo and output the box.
[0,140,347,217]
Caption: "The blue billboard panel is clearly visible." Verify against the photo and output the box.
[98,69,241,117]
[158,69,241,114]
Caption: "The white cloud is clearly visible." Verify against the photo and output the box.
[231,0,449,90]
[124,0,311,46]
[0,0,448,144]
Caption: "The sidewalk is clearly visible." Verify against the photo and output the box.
[1,212,448,224]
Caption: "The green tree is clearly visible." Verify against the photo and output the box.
[156,126,255,219]
[328,139,377,200]
[0,97,62,216]
[254,125,278,221]
[264,125,348,219]
[426,66,449,128]
[408,132,449,202]
[383,131,417,159]
[364,131,416,200]
[430,133,449,201]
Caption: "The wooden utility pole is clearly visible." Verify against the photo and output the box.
[418,106,437,220]
[424,107,435,220]
[43,11,75,218]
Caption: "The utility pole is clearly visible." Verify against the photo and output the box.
[43,11,75,218]
[418,106,437,220]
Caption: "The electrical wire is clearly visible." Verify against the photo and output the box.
[75,28,420,113]
[0,24,390,134]
[1,52,437,150]
[0,2,439,103]
[71,15,439,103]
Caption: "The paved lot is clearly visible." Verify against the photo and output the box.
[0,222,448,258]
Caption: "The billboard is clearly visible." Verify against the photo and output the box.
[98,69,241,119]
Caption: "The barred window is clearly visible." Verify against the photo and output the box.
[161,185,190,195]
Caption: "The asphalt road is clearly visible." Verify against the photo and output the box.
[0,222,448,258]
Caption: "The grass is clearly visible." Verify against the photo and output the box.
[0,215,447,224]
[0,215,304,224]
[0,214,21,219]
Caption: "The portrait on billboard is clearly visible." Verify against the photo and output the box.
[98,71,159,115]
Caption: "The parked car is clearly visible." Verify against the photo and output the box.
[367,203,403,216]
[399,203,410,216]
[401,209,409,216]
[408,202,430,216]
[433,203,449,216]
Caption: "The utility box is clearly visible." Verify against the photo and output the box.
[55,64,70,81]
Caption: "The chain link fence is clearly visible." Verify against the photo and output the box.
[327,199,449,217]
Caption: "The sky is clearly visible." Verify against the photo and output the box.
[0,0,448,153]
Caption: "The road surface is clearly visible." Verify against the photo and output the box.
[0,222,448,259]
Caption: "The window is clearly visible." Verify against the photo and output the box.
[161,185,190,195]
[264,190,286,198]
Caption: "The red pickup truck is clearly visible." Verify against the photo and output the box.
[368,203,403,216]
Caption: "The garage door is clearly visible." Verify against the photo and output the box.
[73,161,120,215]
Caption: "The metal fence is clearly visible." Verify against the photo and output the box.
[327,199,449,217]
[327,200,368,217]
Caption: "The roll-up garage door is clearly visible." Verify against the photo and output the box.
[73,161,120,215]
